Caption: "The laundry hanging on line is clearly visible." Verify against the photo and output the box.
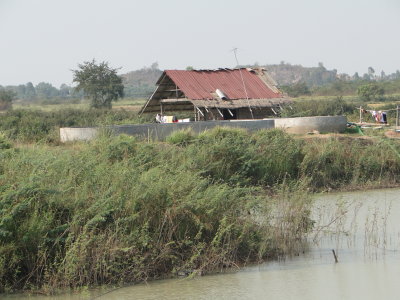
[370,111,387,124]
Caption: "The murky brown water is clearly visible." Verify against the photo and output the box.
[4,188,400,300]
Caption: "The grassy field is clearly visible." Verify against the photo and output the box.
[12,98,147,112]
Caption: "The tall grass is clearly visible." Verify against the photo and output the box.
[1,127,399,293]
[0,132,312,293]
[0,109,152,143]
[301,137,400,189]
[282,97,355,118]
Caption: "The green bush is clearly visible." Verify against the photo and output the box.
[300,137,400,189]
[357,83,385,101]
[282,97,354,117]
[0,109,151,143]
[250,129,303,185]
[0,133,12,150]
[166,129,195,146]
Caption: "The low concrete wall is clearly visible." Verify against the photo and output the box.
[59,116,347,142]
[274,116,347,134]
[60,127,98,142]
[112,119,275,140]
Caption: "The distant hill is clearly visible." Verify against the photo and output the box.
[121,63,162,98]
[6,62,396,101]
[264,63,337,87]
[121,62,339,98]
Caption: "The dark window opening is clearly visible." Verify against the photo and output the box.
[222,109,237,120]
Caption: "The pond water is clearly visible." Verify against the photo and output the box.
[5,188,400,300]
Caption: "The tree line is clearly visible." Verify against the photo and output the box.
[2,61,400,108]
[0,82,82,102]
[0,62,162,103]
[280,77,400,101]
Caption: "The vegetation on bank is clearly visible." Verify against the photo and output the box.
[1,127,400,293]
[0,109,152,143]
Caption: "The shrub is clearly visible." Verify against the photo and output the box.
[0,133,12,150]
[282,97,354,117]
[0,137,313,292]
[0,109,151,143]
[357,83,385,101]
[166,129,195,146]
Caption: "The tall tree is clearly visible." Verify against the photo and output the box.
[368,66,375,79]
[357,83,384,101]
[72,60,124,109]
[0,89,16,110]
[59,83,72,98]
[35,82,59,99]
[25,82,37,100]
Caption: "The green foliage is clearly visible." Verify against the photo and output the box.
[73,60,124,109]
[1,127,399,293]
[19,82,37,100]
[357,83,385,101]
[122,63,162,99]
[251,129,303,185]
[35,82,59,99]
[182,127,303,186]
[0,89,16,110]
[280,82,311,97]
[279,77,400,99]
[166,129,195,146]
[104,134,137,162]
[0,109,151,143]
[259,62,337,87]
[282,97,354,117]
[0,134,314,292]
[300,137,400,189]
[0,133,12,150]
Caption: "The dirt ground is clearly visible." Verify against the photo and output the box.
[385,129,400,139]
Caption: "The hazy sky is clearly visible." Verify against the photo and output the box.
[1,0,400,87]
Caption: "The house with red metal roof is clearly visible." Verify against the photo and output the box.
[139,68,291,120]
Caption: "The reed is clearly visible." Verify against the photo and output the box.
[1,127,399,293]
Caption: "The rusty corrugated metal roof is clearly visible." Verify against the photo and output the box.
[164,69,282,100]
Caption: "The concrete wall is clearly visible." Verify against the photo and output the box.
[60,127,98,142]
[274,116,347,134]
[59,116,347,142]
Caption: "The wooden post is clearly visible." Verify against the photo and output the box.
[359,106,362,124]
[332,249,338,263]
[396,105,399,127]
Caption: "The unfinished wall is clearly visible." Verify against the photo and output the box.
[60,116,347,142]
[274,116,347,134]
[59,119,275,142]
[60,127,98,142]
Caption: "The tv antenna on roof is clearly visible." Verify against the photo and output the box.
[231,47,254,119]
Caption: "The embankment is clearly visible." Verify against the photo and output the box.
[0,127,399,293]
